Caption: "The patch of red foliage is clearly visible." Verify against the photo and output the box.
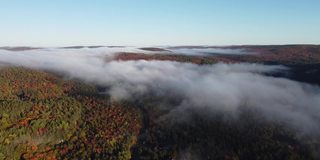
[114,52,234,64]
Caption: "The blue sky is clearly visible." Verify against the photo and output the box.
[0,0,319,46]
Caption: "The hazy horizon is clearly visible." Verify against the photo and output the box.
[1,44,320,48]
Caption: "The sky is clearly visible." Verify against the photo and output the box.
[0,0,319,46]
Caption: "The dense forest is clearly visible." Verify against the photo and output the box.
[0,67,319,160]
[0,68,142,160]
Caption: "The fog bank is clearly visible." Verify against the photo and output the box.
[0,48,319,136]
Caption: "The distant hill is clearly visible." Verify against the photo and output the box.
[0,47,41,51]
[115,45,320,65]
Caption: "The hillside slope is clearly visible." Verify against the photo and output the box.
[0,68,142,160]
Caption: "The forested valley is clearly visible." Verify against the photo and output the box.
[1,67,319,160]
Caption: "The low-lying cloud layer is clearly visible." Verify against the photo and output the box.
[0,46,253,56]
[0,48,320,136]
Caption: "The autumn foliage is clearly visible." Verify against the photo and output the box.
[0,68,142,160]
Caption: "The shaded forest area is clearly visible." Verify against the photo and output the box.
[132,96,319,160]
